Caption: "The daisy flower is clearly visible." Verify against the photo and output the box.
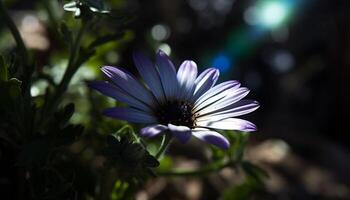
[89,50,259,149]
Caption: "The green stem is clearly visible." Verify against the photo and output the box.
[0,0,28,65]
[116,125,146,147]
[157,160,237,177]
[47,20,91,113]
[155,133,173,159]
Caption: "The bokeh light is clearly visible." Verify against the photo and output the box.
[271,50,295,73]
[211,53,231,72]
[244,0,295,29]
[258,1,288,28]
[151,24,170,41]
[157,43,172,55]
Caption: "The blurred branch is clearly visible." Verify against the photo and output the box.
[46,20,92,114]
[157,160,237,177]
[0,0,29,65]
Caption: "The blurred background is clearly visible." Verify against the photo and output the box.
[0,0,349,199]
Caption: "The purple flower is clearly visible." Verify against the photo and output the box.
[89,50,259,149]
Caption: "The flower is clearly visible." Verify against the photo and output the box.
[89,50,259,149]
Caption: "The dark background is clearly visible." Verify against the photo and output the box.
[119,0,350,198]
[0,0,349,199]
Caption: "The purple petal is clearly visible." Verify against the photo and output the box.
[194,80,240,109]
[197,100,260,121]
[101,66,156,107]
[192,68,220,101]
[88,81,151,112]
[192,129,230,149]
[133,52,165,102]
[155,50,179,100]
[103,107,157,123]
[168,124,192,143]
[177,60,198,100]
[140,124,168,137]
[195,87,250,114]
[197,118,257,132]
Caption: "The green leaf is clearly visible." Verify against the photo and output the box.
[103,135,159,179]
[56,124,84,146]
[241,161,269,184]
[16,138,51,167]
[0,55,8,81]
[0,78,22,110]
[54,103,75,127]
[144,154,160,168]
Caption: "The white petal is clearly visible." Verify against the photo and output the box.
[192,68,220,101]
[177,60,198,100]
[168,124,192,143]
[197,118,257,132]
[197,100,260,122]
[140,124,168,137]
[194,80,240,109]
[192,128,230,149]
[195,87,250,114]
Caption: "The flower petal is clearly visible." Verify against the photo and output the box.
[197,118,257,132]
[101,66,156,107]
[133,52,165,102]
[88,81,151,112]
[195,87,250,114]
[140,124,168,137]
[103,107,157,123]
[192,128,230,149]
[192,68,220,101]
[168,124,192,143]
[194,80,240,109]
[197,100,260,121]
[155,50,179,100]
[177,60,198,100]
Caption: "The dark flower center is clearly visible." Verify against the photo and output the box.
[155,101,195,128]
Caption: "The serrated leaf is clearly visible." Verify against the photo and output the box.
[144,154,160,168]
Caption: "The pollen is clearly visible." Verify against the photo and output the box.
[155,101,195,128]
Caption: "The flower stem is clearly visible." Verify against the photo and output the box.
[0,0,29,65]
[155,133,173,159]
[157,160,237,176]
